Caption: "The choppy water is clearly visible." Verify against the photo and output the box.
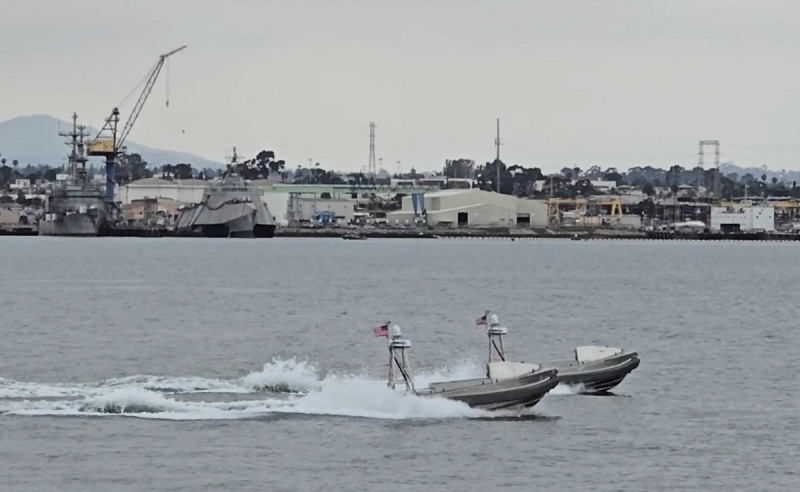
[1,237,798,491]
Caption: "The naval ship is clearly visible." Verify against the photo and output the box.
[38,113,108,236]
[174,148,277,238]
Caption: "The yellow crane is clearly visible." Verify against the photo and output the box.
[87,45,187,206]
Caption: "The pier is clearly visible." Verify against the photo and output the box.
[3,224,800,241]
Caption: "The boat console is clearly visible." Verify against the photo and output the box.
[575,346,624,364]
[486,361,542,380]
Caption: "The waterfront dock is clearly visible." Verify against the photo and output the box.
[0,225,37,236]
[3,224,800,241]
[98,225,169,237]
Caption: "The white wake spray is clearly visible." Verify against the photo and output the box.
[0,358,506,421]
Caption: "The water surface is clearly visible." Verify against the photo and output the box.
[1,237,797,491]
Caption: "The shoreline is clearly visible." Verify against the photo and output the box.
[4,224,800,241]
[274,228,800,241]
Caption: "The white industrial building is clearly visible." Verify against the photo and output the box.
[710,205,775,232]
[117,177,295,223]
[288,196,361,223]
[387,189,548,227]
[116,178,209,205]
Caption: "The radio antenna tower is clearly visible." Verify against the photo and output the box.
[698,140,721,200]
[494,118,501,193]
[368,122,377,180]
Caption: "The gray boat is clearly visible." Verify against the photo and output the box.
[545,346,640,394]
[381,316,559,411]
[475,310,640,394]
[38,113,108,237]
[174,147,276,238]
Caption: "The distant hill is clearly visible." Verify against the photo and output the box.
[0,114,223,169]
[719,163,800,185]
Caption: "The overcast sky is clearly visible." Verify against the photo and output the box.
[2,0,799,173]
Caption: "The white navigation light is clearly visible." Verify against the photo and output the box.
[487,312,508,337]
[390,338,411,349]
[391,324,402,338]
[488,325,508,336]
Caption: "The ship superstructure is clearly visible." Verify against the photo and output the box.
[38,113,108,236]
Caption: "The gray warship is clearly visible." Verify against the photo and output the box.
[381,316,559,411]
[38,113,108,236]
[174,147,276,238]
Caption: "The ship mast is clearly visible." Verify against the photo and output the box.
[58,113,90,186]
[225,146,244,179]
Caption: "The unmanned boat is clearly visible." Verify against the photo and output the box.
[342,231,367,240]
[475,310,640,394]
[377,315,559,411]
[544,346,640,394]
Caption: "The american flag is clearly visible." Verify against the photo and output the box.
[476,313,487,325]
[374,323,389,337]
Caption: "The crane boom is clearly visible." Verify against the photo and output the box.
[86,45,186,206]
[117,45,186,148]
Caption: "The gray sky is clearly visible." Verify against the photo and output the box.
[2,0,799,173]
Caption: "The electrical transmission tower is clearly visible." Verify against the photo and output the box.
[368,122,377,180]
[698,140,721,200]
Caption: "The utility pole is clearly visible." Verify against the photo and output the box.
[368,122,376,182]
[494,118,501,193]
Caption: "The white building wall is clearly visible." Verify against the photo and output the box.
[118,179,210,205]
[590,180,618,192]
[748,206,775,231]
[710,206,775,232]
[175,186,207,204]
[436,189,520,211]
[262,192,289,224]
[294,197,357,221]
[523,200,549,227]
[428,204,513,226]
[394,190,547,227]
[122,184,180,203]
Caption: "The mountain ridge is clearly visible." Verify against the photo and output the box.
[3,114,799,183]
[0,114,223,169]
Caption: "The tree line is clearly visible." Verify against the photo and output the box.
[4,147,800,201]
[441,159,800,199]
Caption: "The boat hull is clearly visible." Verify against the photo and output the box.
[38,211,108,237]
[197,223,277,238]
[549,351,640,394]
[175,201,277,238]
[418,368,559,411]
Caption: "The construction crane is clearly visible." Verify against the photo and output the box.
[87,45,187,206]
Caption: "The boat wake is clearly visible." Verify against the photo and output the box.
[550,383,585,395]
[0,358,324,400]
[0,358,539,421]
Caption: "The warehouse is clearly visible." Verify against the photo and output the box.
[116,177,209,205]
[710,205,775,232]
[387,189,548,228]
